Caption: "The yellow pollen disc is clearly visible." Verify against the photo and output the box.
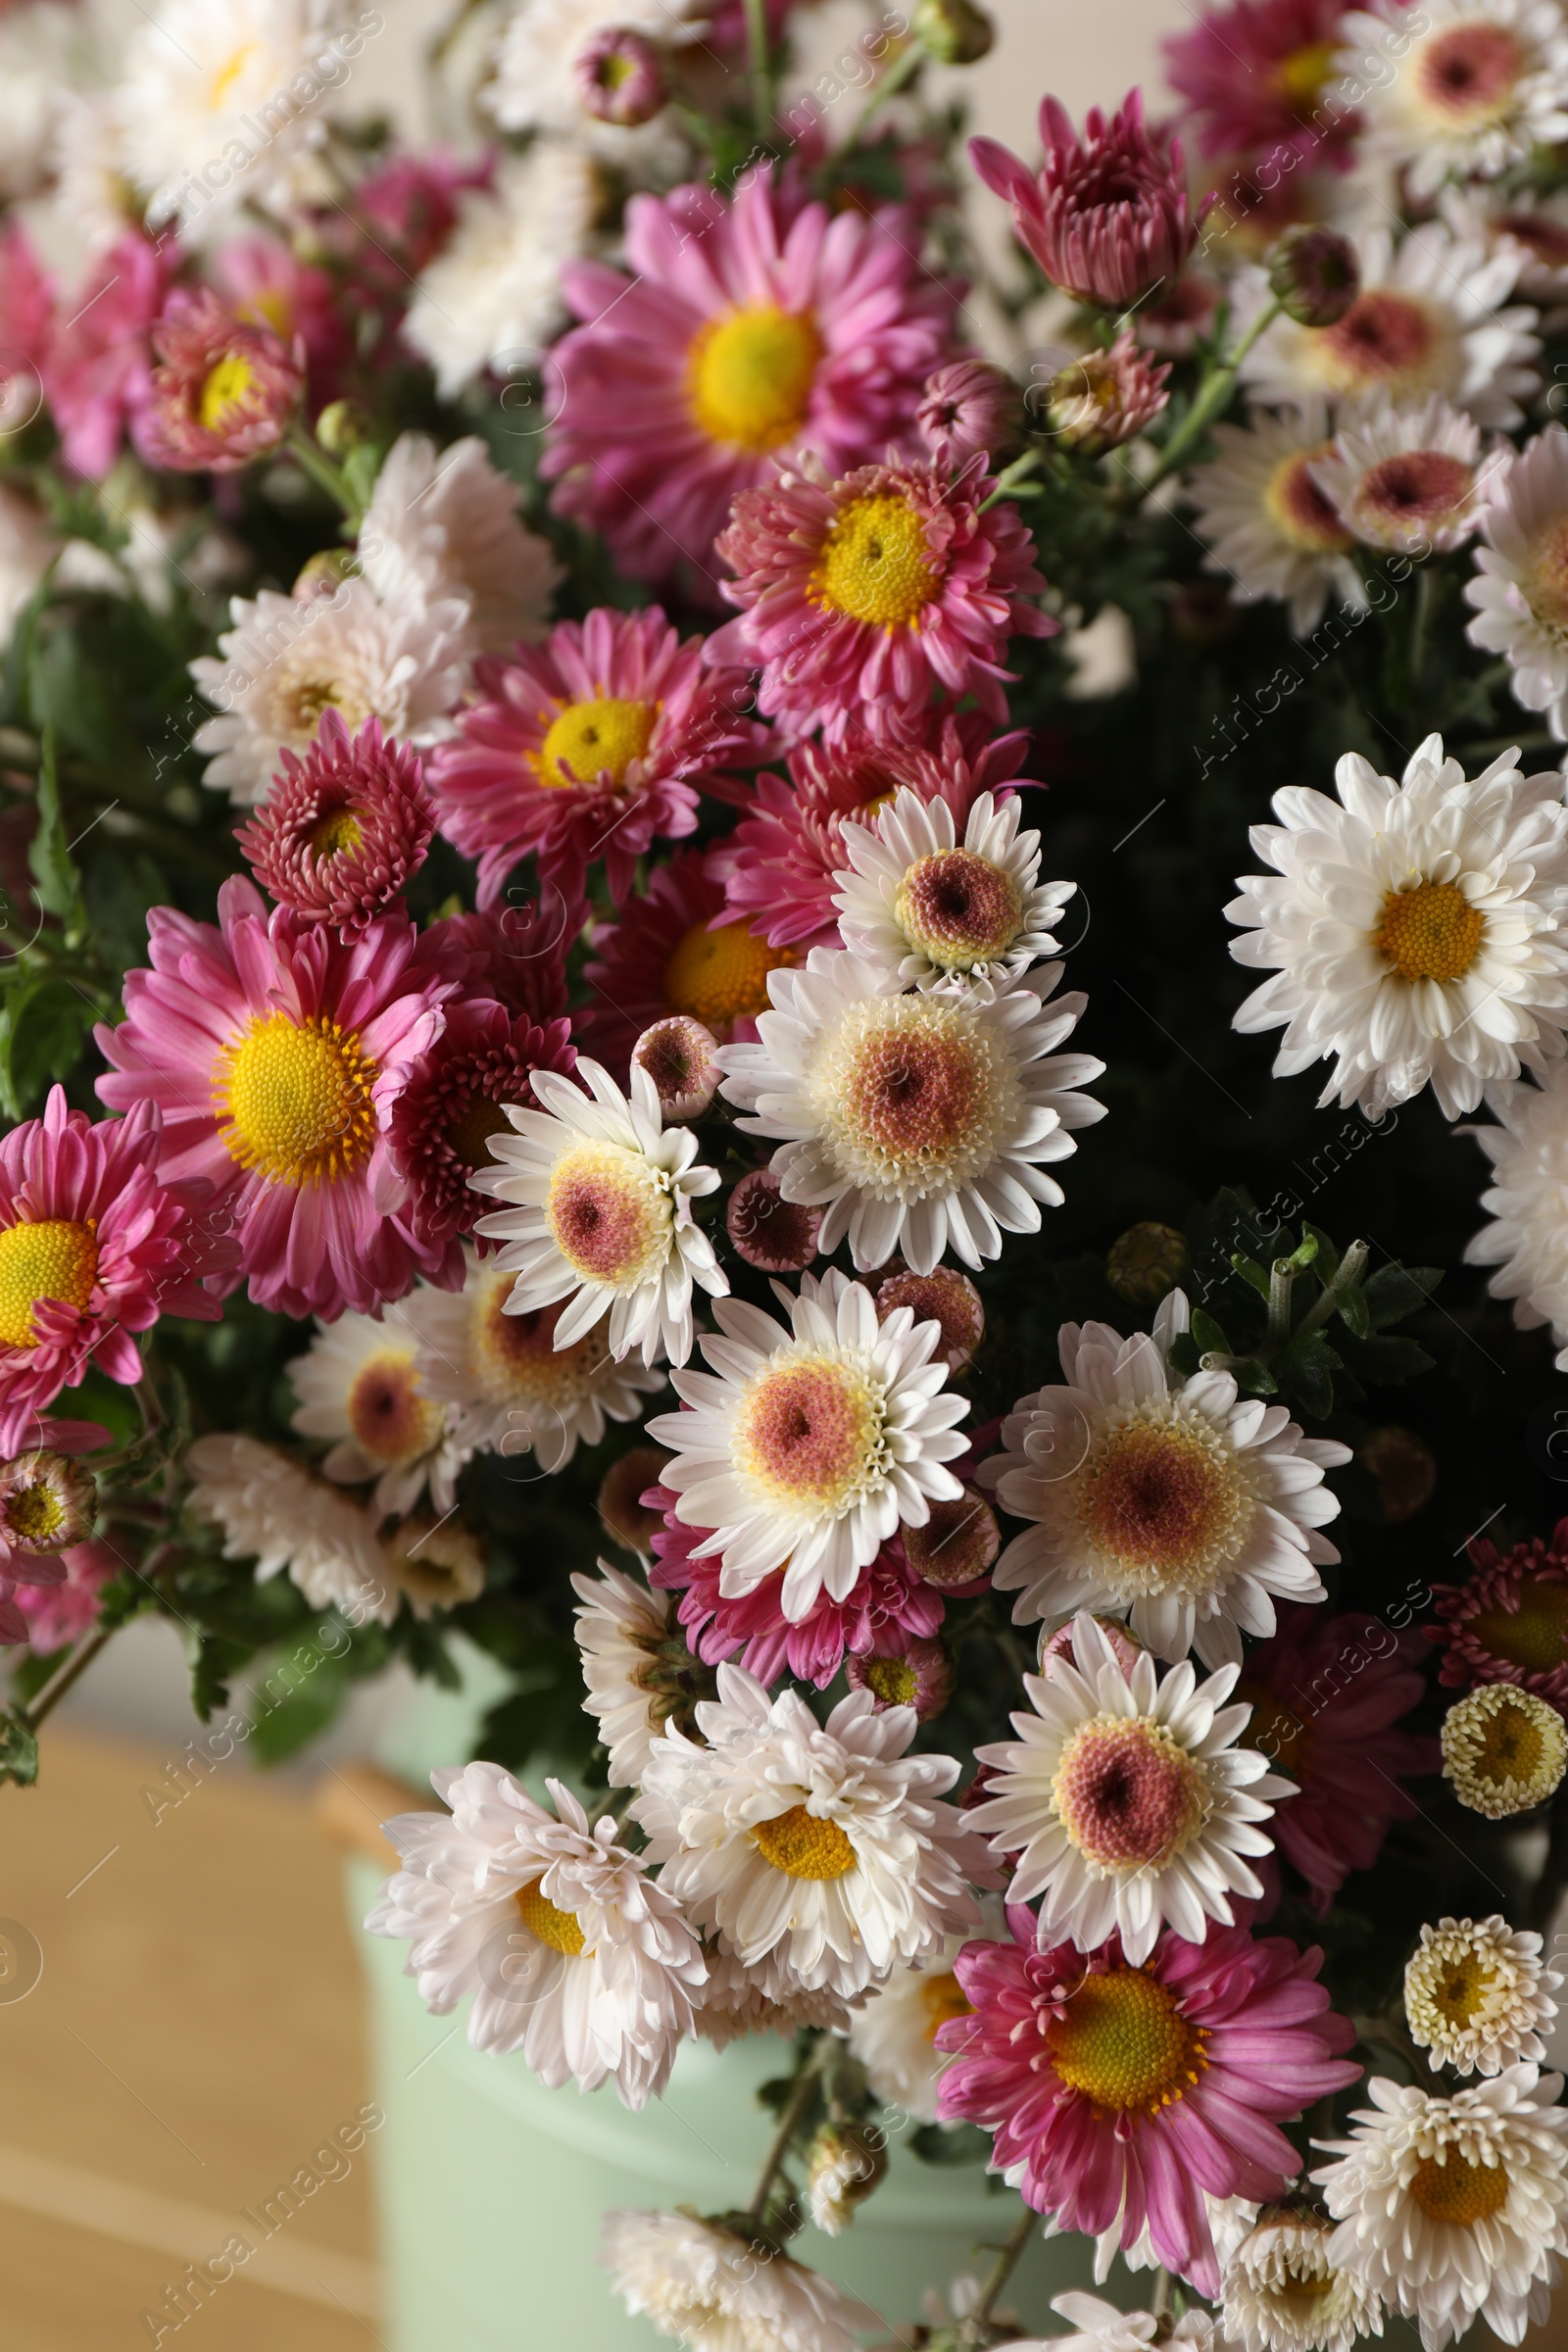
[535,697,657,792]
[215,1009,379,1189]
[752,1802,858,1880]
[1271,38,1338,111]
[287,674,362,734]
[475,1284,607,1408]
[199,351,261,432]
[1427,1948,1499,2029]
[311,806,365,858]
[919,1971,972,2040]
[687,304,821,452]
[1048,1965,1210,2115]
[864,1655,917,1705]
[1473,1694,1546,1782]
[1408,2149,1511,2227]
[1529,517,1568,634]
[811,493,937,630]
[345,1352,441,1467]
[662,919,793,1029]
[209,41,258,106]
[447,1095,512,1174]
[1237,1680,1314,1777]
[514,1880,587,1956]
[1374,881,1483,984]
[1471,1576,1568,1671]
[0,1218,100,1348]
[6,1482,64,1543]
[1262,449,1353,554]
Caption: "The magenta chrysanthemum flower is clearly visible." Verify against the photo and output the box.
[936,1918,1360,2295]
[918,359,1024,465]
[578,849,797,1071]
[8,1538,118,1654]
[648,1483,946,1689]
[846,1631,956,1719]
[135,286,303,474]
[0,1088,233,1446]
[710,720,1033,951]
[971,90,1200,313]
[387,1000,576,1269]
[711,457,1054,751]
[236,711,435,939]
[429,607,767,906]
[1165,0,1359,168]
[1238,1603,1437,1915]
[541,165,954,583]
[43,229,176,482]
[1429,1524,1568,1712]
[425,897,579,1027]
[95,878,462,1322]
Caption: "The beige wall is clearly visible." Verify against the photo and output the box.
[955,0,1180,152]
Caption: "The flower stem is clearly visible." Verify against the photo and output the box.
[286,423,358,521]
[1140,296,1282,493]
[1295,1239,1370,1340]
[747,2040,825,2229]
[744,0,774,144]
[957,2201,1036,2348]
[979,449,1043,514]
[851,38,923,139]
[19,1622,115,1733]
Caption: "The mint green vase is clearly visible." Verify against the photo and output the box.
[350,1642,1097,2348]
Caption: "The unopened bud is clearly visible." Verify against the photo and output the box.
[1268,223,1359,327]
[633,1015,720,1121]
[1358,1425,1436,1524]
[597,1445,672,1555]
[901,1488,998,1590]
[807,2122,888,2235]
[1105,1220,1190,1305]
[574,25,667,124]
[912,0,994,63]
[316,399,371,455]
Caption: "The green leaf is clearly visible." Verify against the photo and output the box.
[1361,1264,1440,1327]
[1281,1331,1342,1418]
[26,724,82,929]
[1190,1308,1230,1356]
[909,2123,993,2166]
[1165,1332,1202,1380]
[248,1648,353,1765]
[5,977,90,1110]
[1301,1223,1340,1284]
[1345,1332,1435,1385]
[1229,1252,1270,1299]
[0,1707,38,1786]
[1220,1354,1278,1395]
[1337,1281,1371,1342]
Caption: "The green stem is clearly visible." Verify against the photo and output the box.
[743,0,774,144]
[1141,296,1283,492]
[1267,1257,1297,1352]
[978,448,1042,514]
[958,2203,1036,2349]
[285,424,358,521]
[850,38,923,139]
[747,2043,824,2227]
[1296,1240,1370,1340]
[19,1622,115,1733]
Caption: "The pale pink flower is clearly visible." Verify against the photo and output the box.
[135,286,302,473]
[972,89,1201,311]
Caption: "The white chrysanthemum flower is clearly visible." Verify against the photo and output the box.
[1310,395,1490,557]
[185,1433,394,1625]
[1093,2194,1258,2287]
[0,2,106,204]
[189,576,468,807]
[570,1558,697,1788]
[969,1613,1291,1965]
[832,787,1075,994]
[634,1662,990,2000]
[846,1934,977,2125]
[1228,731,1568,1119]
[49,92,136,256]
[1442,1683,1568,1816]
[1237,226,1540,429]
[470,1059,727,1371]
[1336,0,1568,197]
[402,1247,663,1466]
[357,433,558,661]
[600,2209,870,2352]
[1018,2291,1218,2352]
[404,144,600,401]
[718,950,1105,1277]
[1466,1061,1568,1359]
[1406,1917,1563,2077]
[1445,183,1568,311]
[1312,2066,1568,2352]
[379,1512,485,1619]
[485,0,702,156]
[288,1309,468,1522]
[690,1936,860,2048]
[365,1765,704,2107]
[1187,401,1364,636]
[646,1267,968,1620]
[116,0,354,233]
[1221,2209,1385,2352]
[1465,422,1568,740]
[980,1290,1348,1669]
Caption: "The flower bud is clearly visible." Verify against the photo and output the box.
[1105,1220,1190,1305]
[0,1451,96,1566]
[917,359,1022,466]
[632,1015,721,1121]
[1038,332,1169,455]
[848,1636,956,1719]
[380,1513,486,1618]
[1358,1424,1437,1524]
[726,1167,822,1273]
[574,25,667,124]
[597,1445,672,1556]
[316,398,371,455]
[913,0,994,63]
[807,2122,889,2235]
[901,1487,998,1589]
[1268,223,1359,327]
[873,1262,984,1371]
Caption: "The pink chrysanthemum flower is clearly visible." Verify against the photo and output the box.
[711,721,1033,952]
[43,229,176,481]
[236,711,435,938]
[8,1539,118,1654]
[387,1000,577,1270]
[846,1631,956,1719]
[918,360,1024,465]
[425,897,579,1027]
[1038,332,1172,454]
[429,607,767,906]
[0,1088,232,1445]
[95,878,461,1323]
[1164,0,1360,168]
[215,237,352,399]
[135,286,303,474]
[971,90,1200,313]
[711,456,1054,751]
[541,165,954,583]
[935,1918,1360,2296]
[578,849,798,1071]
[1237,1603,1437,1915]
[1429,1522,1568,1711]
[647,1484,946,1688]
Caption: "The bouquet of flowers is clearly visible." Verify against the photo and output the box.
[13,0,1568,2342]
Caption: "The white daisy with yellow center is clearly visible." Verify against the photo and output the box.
[1442,1683,1568,1815]
[1313,2066,1568,2351]
[1220,2209,1385,2352]
[403,1247,663,1468]
[471,1059,727,1371]
[969,1614,1291,1965]
[1188,400,1363,637]
[633,1662,990,2000]
[846,1932,981,2125]
[1229,732,1568,1119]
[718,946,1104,1277]
[1335,0,1568,197]
[832,785,1076,995]
[982,1290,1348,1669]
[366,1764,705,2108]
[648,1267,969,1621]
[288,1308,469,1523]
[1405,1916,1562,2077]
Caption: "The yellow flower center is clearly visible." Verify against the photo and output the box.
[735,1351,886,1513]
[811,493,937,630]
[514,1879,587,1956]
[1472,1692,1548,1784]
[919,1970,972,2040]
[1047,1965,1210,2114]
[1375,881,1483,984]
[864,1655,918,1705]
[752,1801,857,1880]
[1074,1405,1253,1598]
[809,993,1012,1198]
[0,1219,100,1348]
[1408,2150,1511,2227]
[311,806,365,858]
[472,1285,610,1410]
[1528,517,1568,635]
[662,919,793,1029]
[1271,38,1338,114]
[209,41,258,107]
[346,1351,442,1467]
[895,848,1024,971]
[547,1140,671,1287]
[534,698,657,792]
[5,1480,65,1544]
[447,1095,513,1174]
[687,305,821,452]
[1471,1576,1568,1671]
[199,351,261,432]
[1425,1948,1500,2029]
[215,1009,379,1189]
[284,672,366,737]
[1262,449,1352,554]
